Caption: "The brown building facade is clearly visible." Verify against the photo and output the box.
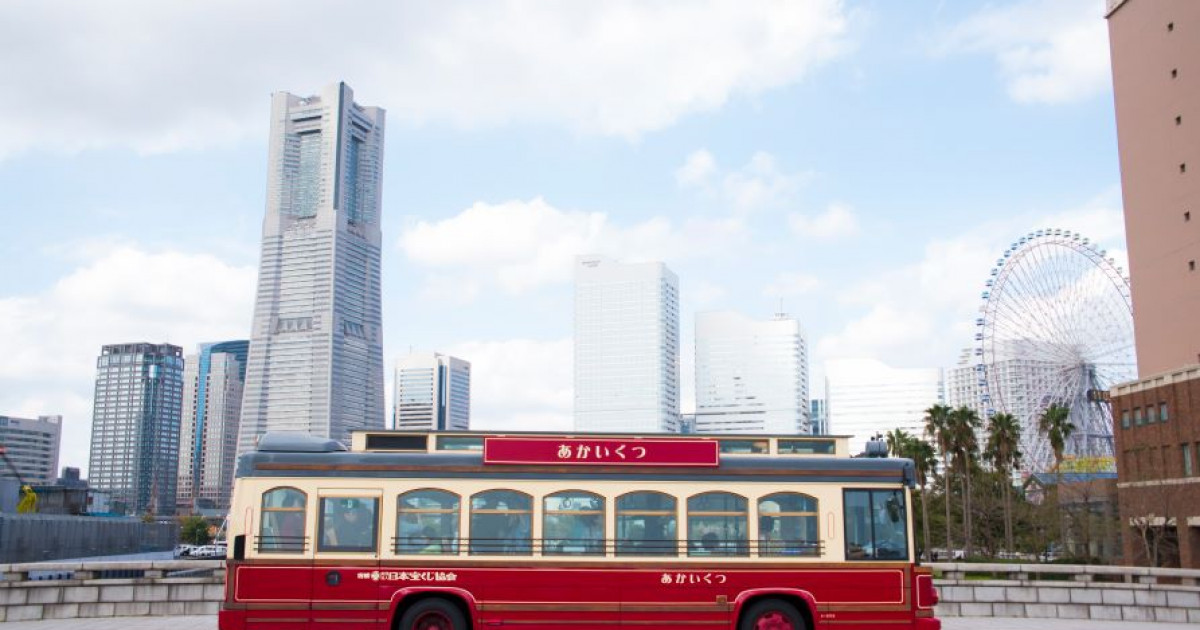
[1111,367,1200,567]
[1107,0,1200,377]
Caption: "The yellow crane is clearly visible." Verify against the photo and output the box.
[0,446,37,514]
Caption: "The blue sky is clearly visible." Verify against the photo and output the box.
[0,0,1128,475]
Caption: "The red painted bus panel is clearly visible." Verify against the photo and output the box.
[483,436,720,467]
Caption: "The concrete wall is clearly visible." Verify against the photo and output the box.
[0,514,178,563]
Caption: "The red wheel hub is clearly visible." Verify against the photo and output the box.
[754,611,795,630]
[413,611,453,630]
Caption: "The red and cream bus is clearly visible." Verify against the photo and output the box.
[219,431,939,630]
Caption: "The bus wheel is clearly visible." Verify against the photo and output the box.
[739,599,806,630]
[399,598,467,630]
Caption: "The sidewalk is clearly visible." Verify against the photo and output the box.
[0,616,1187,629]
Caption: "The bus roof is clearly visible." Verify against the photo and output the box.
[237,431,915,487]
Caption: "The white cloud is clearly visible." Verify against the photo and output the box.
[939,0,1111,105]
[0,0,853,158]
[815,191,1128,371]
[399,197,748,298]
[787,203,859,239]
[677,149,812,214]
[445,338,573,432]
[0,246,256,476]
[675,150,718,188]
[763,272,821,297]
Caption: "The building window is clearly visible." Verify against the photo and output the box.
[759,493,820,557]
[1121,410,1131,429]
[1134,407,1145,425]
[1147,405,1159,422]
[1160,403,1169,422]
[1184,445,1194,477]
[844,489,908,561]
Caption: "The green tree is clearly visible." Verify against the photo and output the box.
[1038,403,1076,551]
[907,438,938,562]
[180,515,213,546]
[985,412,1023,555]
[924,403,954,556]
[948,406,982,557]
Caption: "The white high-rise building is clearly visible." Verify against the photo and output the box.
[574,256,680,433]
[239,82,386,454]
[694,311,809,434]
[393,353,471,431]
[825,358,943,454]
[0,414,62,485]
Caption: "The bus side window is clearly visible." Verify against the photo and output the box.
[616,491,677,557]
[543,491,604,556]
[319,497,379,553]
[687,492,749,557]
[469,490,532,556]
[397,489,460,555]
[843,489,908,561]
[260,487,307,553]
[759,493,820,557]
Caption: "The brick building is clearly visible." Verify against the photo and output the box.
[1112,367,1200,567]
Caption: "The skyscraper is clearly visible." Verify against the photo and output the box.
[825,358,943,455]
[88,343,184,516]
[574,255,680,433]
[0,414,62,485]
[178,340,248,513]
[239,82,387,454]
[393,352,471,431]
[694,311,809,434]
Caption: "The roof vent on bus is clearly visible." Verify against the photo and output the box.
[862,439,889,458]
[256,432,347,453]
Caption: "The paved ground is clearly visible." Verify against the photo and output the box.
[0,616,1186,629]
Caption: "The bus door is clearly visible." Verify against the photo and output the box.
[310,492,385,628]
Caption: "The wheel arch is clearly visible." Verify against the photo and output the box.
[733,589,816,630]
[389,587,477,630]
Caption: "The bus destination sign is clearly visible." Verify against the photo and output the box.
[483,437,720,467]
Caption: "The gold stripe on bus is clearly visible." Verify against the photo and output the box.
[823,620,911,625]
[311,602,382,610]
[246,618,307,624]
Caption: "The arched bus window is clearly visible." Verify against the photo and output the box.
[543,491,604,556]
[616,491,677,556]
[469,490,532,555]
[758,493,820,557]
[397,489,459,554]
[318,497,379,553]
[259,487,306,553]
[687,492,748,557]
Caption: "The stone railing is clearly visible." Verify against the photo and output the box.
[929,562,1200,624]
[2,559,1199,623]
[0,560,223,622]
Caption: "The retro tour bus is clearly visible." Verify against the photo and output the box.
[219,431,940,630]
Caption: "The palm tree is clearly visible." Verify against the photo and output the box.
[924,403,954,556]
[1038,403,1076,552]
[907,438,938,562]
[985,412,1023,556]
[948,406,981,557]
[885,428,912,457]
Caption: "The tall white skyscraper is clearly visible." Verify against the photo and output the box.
[825,358,943,455]
[574,255,680,433]
[694,311,809,434]
[0,414,62,485]
[239,82,386,454]
[178,341,248,513]
[393,353,471,431]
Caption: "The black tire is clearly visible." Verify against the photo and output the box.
[738,599,806,630]
[398,598,467,630]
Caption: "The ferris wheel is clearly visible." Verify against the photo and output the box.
[976,228,1135,474]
